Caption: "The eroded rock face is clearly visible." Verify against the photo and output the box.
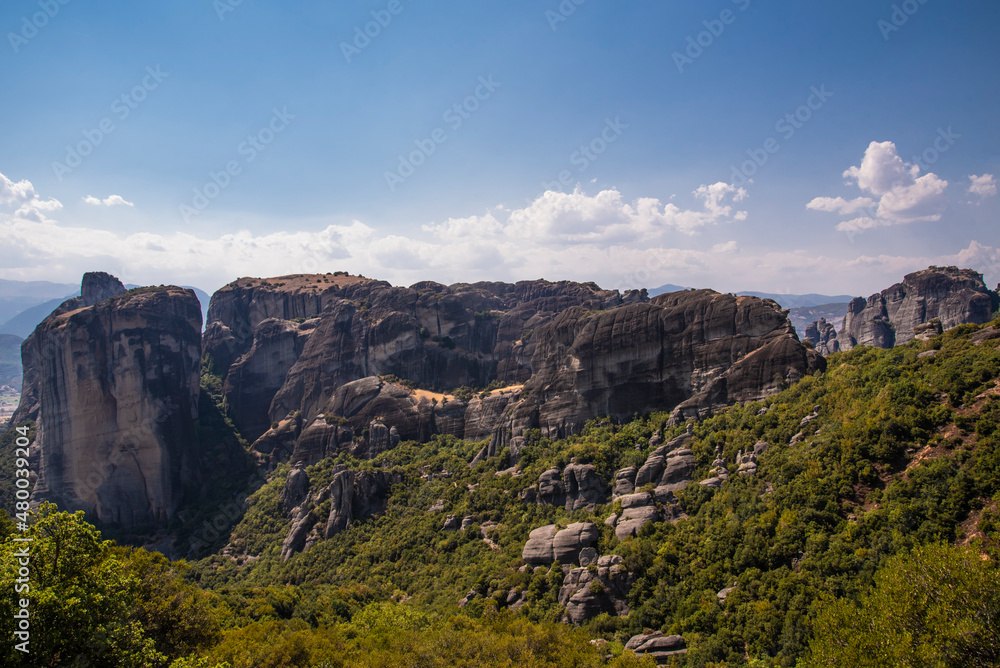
[805,318,840,356]
[490,290,823,455]
[519,463,608,510]
[279,465,402,561]
[625,633,688,663]
[558,554,631,625]
[521,522,599,566]
[837,266,996,351]
[16,274,202,530]
[205,274,820,466]
[204,275,638,464]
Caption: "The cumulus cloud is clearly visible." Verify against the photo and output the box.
[968,174,997,199]
[0,171,62,222]
[3,171,995,296]
[809,141,948,232]
[83,194,134,207]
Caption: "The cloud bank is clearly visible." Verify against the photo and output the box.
[0,171,996,296]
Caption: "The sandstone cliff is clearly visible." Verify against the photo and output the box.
[836,266,996,352]
[487,290,824,458]
[15,273,204,530]
[202,276,821,467]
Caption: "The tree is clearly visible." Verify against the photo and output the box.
[0,504,221,667]
[804,542,1000,667]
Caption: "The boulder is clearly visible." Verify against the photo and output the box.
[522,525,558,565]
[552,522,600,564]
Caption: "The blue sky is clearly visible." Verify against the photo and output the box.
[1,0,998,296]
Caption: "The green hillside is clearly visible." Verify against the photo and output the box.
[3,319,1000,667]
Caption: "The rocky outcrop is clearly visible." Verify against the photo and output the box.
[14,274,203,530]
[625,632,688,664]
[279,464,401,560]
[606,431,697,539]
[519,462,608,510]
[490,290,823,456]
[202,275,644,464]
[804,318,840,356]
[558,554,632,625]
[521,522,599,566]
[204,274,819,467]
[837,266,996,352]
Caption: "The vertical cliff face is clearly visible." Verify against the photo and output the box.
[836,266,996,352]
[205,274,641,442]
[203,275,818,469]
[16,274,203,530]
[487,290,824,456]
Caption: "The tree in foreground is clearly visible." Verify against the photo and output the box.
[0,504,220,667]
[804,542,1000,668]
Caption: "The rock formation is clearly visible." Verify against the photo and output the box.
[202,274,820,468]
[488,290,824,457]
[14,273,204,530]
[837,266,996,352]
[558,554,632,625]
[278,464,401,560]
[521,522,599,566]
[624,632,688,663]
[804,318,840,356]
[519,462,608,510]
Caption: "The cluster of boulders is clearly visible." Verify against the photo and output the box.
[279,464,400,561]
[519,462,608,510]
[736,441,768,476]
[518,521,634,624]
[789,406,821,445]
[605,430,695,539]
[522,522,601,565]
[558,554,632,624]
[699,449,730,489]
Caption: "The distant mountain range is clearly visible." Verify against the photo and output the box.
[647,284,853,337]
[648,283,853,309]
[0,281,211,338]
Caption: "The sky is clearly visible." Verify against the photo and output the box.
[1,0,998,298]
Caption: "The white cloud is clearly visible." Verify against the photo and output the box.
[806,196,877,215]
[83,194,134,207]
[711,240,739,254]
[2,171,995,297]
[968,174,997,199]
[0,171,62,222]
[810,140,948,231]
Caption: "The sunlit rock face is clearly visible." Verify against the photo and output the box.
[837,266,996,352]
[17,274,203,530]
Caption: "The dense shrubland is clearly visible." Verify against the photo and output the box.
[2,319,999,666]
